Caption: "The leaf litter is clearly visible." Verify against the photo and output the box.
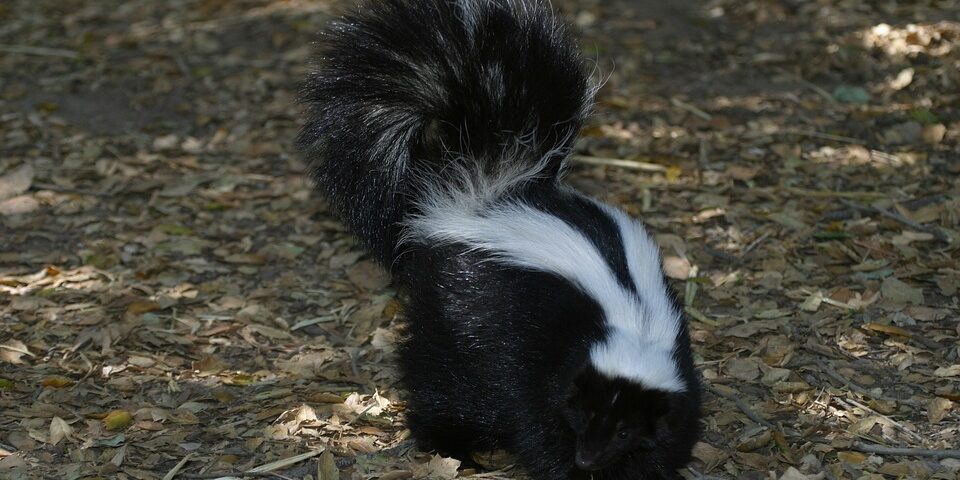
[1,0,959,479]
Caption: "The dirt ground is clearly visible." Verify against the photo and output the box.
[1,0,959,479]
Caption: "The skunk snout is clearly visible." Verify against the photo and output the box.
[574,446,612,471]
[574,450,602,471]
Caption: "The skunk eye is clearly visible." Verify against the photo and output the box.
[617,430,629,440]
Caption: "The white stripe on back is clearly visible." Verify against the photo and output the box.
[404,184,685,392]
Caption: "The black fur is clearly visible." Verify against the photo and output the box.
[297,1,701,478]
[297,0,589,263]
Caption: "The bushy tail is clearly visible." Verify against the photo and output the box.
[297,0,592,264]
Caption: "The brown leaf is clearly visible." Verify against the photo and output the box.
[413,455,460,480]
[308,392,345,404]
[691,441,728,464]
[837,451,867,465]
[862,323,911,337]
[222,253,267,265]
[662,256,691,279]
[192,355,227,375]
[0,164,34,201]
[103,410,133,431]
[0,340,32,365]
[0,195,38,216]
[48,417,72,446]
[726,358,761,381]
[40,376,74,388]
[346,260,390,290]
[934,365,960,377]
[880,277,924,305]
[734,452,771,470]
[737,430,771,452]
[318,450,340,480]
[126,300,161,314]
[928,397,954,423]
[722,320,781,338]
[379,471,414,480]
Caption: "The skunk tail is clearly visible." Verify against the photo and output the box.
[297,0,592,264]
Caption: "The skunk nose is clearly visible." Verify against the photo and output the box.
[575,452,600,471]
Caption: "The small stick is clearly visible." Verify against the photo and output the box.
[704,383,775,429]
[816,360,922,407]
[742,230,772,256]
[570,155,667,173]
[838,397,922,442]
[782,187,887,200]
[32,183,111,198]
[670,97,712,120]
[773,129,866,145]
[162,453,195,480]
[0,44,78,58]
[789,73,838,105]
[851,441,960,459]
[697,138,709,186]
[684,306,720,327]
[703,246,741,264]
[839,198,951,243]
[174,54,193,79]
[183,472,289,479]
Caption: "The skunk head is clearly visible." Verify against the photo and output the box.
[563,364,699,475]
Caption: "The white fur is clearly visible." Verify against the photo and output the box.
[588,201,684,391]
[404,179,685,392]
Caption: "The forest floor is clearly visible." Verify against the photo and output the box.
[1,0,959,479]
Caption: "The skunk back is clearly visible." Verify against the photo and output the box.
[296,0,592,263]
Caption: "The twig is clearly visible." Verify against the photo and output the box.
[742,230,772,256]
[697,138,708,186]
[183,472,286,479]
[704,383,775,429]
[839,199,951,243]
[570,155,667,172]
[816,360,922,407]
[163,453,195,480]
[670,97,712,120]
[900,194,948,211]
[0,44,79,58]
[774,129,866,145]
[820,209,858,222]
[781,187,887,200]
[703,246,741,264]
[684,306,720,327]
[32,183,111,197]
[174,54,193,79]
[838,397,922,442]
[851,441,960,459]
[785,71,838,105]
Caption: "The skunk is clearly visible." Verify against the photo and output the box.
[296,0,701,478]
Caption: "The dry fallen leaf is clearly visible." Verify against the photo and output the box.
[318,450,339,480]
[103,410,133,431]
[48,417,72,446]
[0,340,32,365]
[934,365,960,377]
[927,397,954,423]
[0,163,34,201]
[881,277,925,305]
[413,455,460,480]
[726,357,761,381]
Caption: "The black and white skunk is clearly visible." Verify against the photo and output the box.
[297,0,701,478]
